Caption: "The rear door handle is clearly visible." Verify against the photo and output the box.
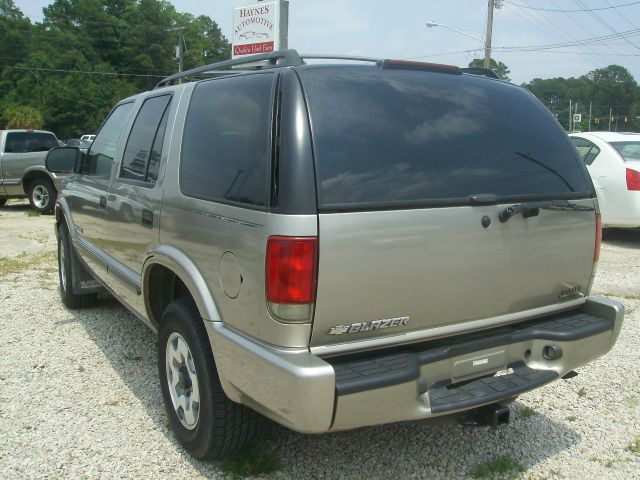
[99,196,107,208]
[141,209,153,228]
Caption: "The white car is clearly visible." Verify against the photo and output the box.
[80,134,95,141]
[570,131,640,228]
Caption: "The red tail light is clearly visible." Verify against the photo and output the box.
[626,168,640,190]
[266,236,318,322]
[594,213,602,262]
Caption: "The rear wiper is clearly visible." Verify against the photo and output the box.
[499,200,594,223]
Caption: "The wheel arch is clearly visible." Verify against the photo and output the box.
[21,166,55,190]
[54,196,73,233]
[142,244,222,329]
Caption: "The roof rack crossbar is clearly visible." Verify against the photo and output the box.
[154,49,304,89]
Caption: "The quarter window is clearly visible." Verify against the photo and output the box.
[571,137,600,166]
[180,73,274,207]
[83,102,134,177]
[120,95,172,184]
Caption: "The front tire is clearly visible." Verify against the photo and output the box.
[158,298,255,459]
[57,222,98,309]
[28,178,56,214]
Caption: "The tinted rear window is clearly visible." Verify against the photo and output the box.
[298,66,591,208]
[611,141,640,162]
[5,132,58,153]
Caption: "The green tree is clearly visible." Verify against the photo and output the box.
[0,0,231,138]
[3,104,43,129]
[523,65,640,132]
[468,58,511,82]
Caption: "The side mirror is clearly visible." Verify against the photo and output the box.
[45,147,80,173]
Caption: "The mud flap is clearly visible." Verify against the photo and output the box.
[69,242,104,295]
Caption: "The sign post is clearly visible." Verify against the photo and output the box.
[232,1,289,59]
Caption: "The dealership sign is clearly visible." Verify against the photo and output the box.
[232,1,288,58]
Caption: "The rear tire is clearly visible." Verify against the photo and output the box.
[0,198,7,207]
[158,298,255,459]
[57,222,98,309]
[28,177,56,214]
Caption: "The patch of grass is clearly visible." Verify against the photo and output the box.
[577,387,587,397]
[566,415,577,422]
[605,460,614,468]
[629,436,640,454]
[627,396,638,409]
[17,233,49,245]
[520,406,538,418]
[221,446,280,480]
[0,250,57,276]
[25,210,41,217]
[471,455,525,479]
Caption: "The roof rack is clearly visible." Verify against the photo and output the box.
[461,67,500,79]
[154,49,304,89]
[154,49,498,88]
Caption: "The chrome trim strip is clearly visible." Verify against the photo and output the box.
[310,298,587,357]
[162,202,262,228]
[75,236,141,294]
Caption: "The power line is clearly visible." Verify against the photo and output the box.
[605,0,640,30]
[573,0,640,51]
[0,54,175,74]
[509,0,615,66]
[0,65,166,78]
[494,47,640,56]
[498,28,640,51]
[505,0,640,12]
[549,0,640,69]
[407,48,484,60]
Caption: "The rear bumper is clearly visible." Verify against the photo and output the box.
[206,295,624,433]
[601,190,640,227]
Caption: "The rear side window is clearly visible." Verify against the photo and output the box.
[180,73,274,208]
[298,67,591,209]
[5,132,58,153]
[571,137,600,166]
[84,102,134,177]
[120,94,172,184]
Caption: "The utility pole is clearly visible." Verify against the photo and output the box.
[177,28,185,74]
[569,99,572,133]
[167,27,186,76]
[588,102,592,132]
[609,107,612,131]
[484,0,495,69]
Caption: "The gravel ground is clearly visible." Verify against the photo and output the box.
[0,200,639,479]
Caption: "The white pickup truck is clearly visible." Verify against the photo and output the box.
[0,129,64,213]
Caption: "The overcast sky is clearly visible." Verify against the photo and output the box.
[14,0,640,84]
